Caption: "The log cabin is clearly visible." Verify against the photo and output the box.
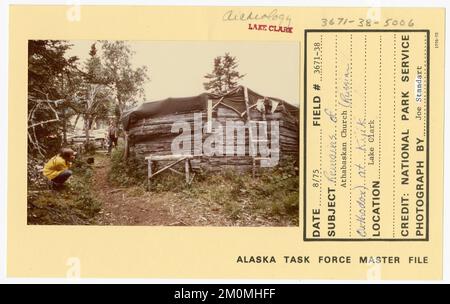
[122,86,299,174]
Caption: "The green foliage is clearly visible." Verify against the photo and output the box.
[127,186,145,197]
[151,173,187,193]
[108,146,147,187]
[86,43,103,83]
[28,40,150,159]
[203,52,245,95]
[101,41,150,117]
[77,43,114,149]
[28,40,78,97]
[67,158,101,215]
[28,40,80,157]
[27,156,101,225]
[170,165,298,223]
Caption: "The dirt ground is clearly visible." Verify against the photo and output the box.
[92,156,177,226]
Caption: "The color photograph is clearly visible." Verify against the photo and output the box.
[27,40,300,226]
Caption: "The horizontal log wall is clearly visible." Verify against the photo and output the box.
[129,105,299,171]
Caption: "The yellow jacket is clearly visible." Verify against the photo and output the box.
[43,155,71,180]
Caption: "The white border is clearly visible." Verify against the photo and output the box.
[0,0,448,284]
[0,0,10,286]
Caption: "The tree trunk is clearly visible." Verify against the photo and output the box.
[74,113,81,129]
[118,101,129,160]
[61,75,67,145]
[62,108,67,144]
[84,115,90,150]
[124,132,129,160]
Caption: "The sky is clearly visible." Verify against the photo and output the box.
[66,40,299,105]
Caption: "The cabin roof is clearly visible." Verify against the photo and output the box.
[122,86,298,130]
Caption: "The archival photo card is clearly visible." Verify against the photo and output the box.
[7,5,445,280]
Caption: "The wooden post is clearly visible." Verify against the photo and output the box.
[244,87,256,158]
[145,155,193,188]
[147,159,152,191]
[185,158,190,184]
[207,99,212,133]
[124,132,130,160]
[243,87,251,120]
[252,157,256,178]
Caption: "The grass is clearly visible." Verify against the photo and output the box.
[189,166,299,224]
[108,147,299,225]
[108,145,147,187]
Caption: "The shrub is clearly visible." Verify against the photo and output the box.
[27,155,47,190]
[108,146,147,187]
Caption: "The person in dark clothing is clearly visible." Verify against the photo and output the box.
[108,121,118,153]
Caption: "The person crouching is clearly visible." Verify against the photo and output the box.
[43,148,76,189]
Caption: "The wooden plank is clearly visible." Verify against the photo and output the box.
[129,112,207,128]
[188,172,196,184]
[145,154,193,161]
[149,157,187,179]
[169,167,184,175]
[147,159,152,191]
[211,97,224,110]
[185,158,190,183]
[215,101,243,117]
